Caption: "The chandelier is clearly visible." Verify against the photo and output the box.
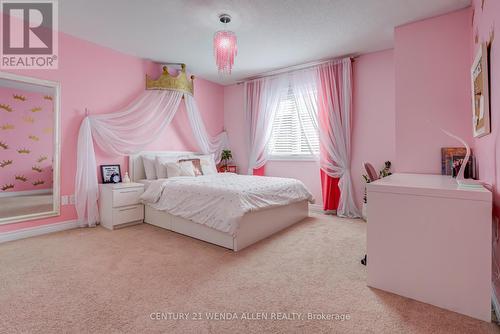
[213,14,237,75]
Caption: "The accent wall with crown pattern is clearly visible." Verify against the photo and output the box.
[0,87,53,193]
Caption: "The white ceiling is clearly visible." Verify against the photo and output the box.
[59,0,471,85]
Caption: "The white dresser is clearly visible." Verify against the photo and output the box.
[99,182,145,230]
[367,173,492,321]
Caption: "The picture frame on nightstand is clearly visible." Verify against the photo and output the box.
[100,164,121,183]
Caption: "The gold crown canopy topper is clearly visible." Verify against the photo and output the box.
[146,64,195,95]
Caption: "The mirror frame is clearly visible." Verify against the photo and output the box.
[0,71,61,225]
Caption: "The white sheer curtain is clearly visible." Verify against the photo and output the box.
[245,75,288,174]
[289,62,359,217]
[316,59,360,218]
[75,90,227,227]
[244,58,359,217]
[290,68,320,156]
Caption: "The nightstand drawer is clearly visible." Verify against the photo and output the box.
[113,204,144,224]
[112,187,143,207]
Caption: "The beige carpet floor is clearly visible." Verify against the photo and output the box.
[0,214,499,334]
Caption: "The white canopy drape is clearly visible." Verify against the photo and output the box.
[75,90,228,227]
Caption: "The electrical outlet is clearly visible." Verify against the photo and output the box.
[61,195,68,205]
[69,194,75,205]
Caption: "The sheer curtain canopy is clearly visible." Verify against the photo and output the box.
[75,83,228,227]
[244,57,359,218]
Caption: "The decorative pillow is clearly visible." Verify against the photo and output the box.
[142,155,157,180]
[165,161,195,177]
[178,158,203,176]
[198,154,218,175]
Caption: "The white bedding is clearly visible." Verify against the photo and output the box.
[137,178,167,191]
[140,173,314,236]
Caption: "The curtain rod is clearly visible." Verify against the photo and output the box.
[237,54,360,84]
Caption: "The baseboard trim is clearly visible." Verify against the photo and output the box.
[0,220,78,244]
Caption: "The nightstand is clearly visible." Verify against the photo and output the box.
[99,182,145,230]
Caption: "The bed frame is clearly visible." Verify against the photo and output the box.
[129,151,310,251]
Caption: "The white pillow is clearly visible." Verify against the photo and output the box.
[198,154,218,175]
[165,161,195,177]
[155,156,177,178]
[142,155,157,180]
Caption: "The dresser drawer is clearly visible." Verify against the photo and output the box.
[112,204,144,225]
[112,187,143,207]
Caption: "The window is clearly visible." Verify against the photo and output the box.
[268,86,319,159]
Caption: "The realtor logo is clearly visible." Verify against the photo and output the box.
[1,0,58,69]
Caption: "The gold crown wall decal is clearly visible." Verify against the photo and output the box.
[22,116,34,123]
[1,124,14,130]
[0,104,13,112]
[0,160,13,168]
[0,141,8,149]
[43,127,52,134]
[13,94,26,101]
[146,64,195,96]
[28,135,40,141]
[32,165,43,173]
[15,175,27,182]
[1,184,14,191]
[17,148,31,154]
[44,95,53,101]
[33,180,45,186]
[37,155,47,162]
[30,107,42,113]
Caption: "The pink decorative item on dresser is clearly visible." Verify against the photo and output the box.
[363,162,379,182]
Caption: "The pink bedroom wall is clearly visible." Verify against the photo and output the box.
[471,0,500,302]
[224,49,396,207]
[0,30,224,233]
[0,87,54,192]
[223,83,248,172]
[351,49,395,208]
[394,8,473,174]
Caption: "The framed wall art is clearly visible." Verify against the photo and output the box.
[471,42,491,137]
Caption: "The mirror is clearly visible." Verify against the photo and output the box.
[0,72,60,225]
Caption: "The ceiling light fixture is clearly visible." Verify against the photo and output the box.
[213,13,237,75]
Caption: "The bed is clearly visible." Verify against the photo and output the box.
[129,151,313,251]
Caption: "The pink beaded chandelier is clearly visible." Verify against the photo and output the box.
[213,14,237,75]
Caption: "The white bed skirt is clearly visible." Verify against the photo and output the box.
[145,200,310,251]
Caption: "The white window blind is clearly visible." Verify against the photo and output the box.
[269,86,319,158]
